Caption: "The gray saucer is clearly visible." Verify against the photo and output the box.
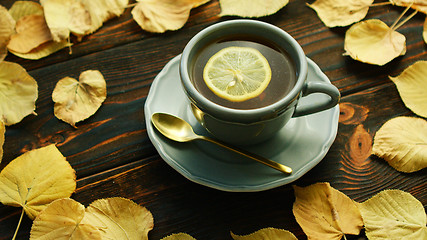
[145,55,339,192]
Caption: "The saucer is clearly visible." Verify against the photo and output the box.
[145,55,339,192]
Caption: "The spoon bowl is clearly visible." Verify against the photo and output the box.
[151,112,292,174]
[151,112,199,142]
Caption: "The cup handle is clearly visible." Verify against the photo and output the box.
[292,82,340,117]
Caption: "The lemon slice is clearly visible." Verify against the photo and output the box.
[203,46,272,102]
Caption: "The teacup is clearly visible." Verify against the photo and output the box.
[180,19,340,145]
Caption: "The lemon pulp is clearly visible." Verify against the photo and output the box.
[203,46,272,102]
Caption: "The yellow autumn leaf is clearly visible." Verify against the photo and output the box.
[372,116,427,173]
[0,144,76,220]
[40,0,91,41]
[8,1,52,54]
[0,5,15,62]
[0,121,4,164]
[219,0,288,17]
[31,197,153,239]
[389,61,427,118]
[7,15,53,53]
[161,233,197,240]
[344,19,406,66]
[358,189,427,240]
[231,228,297,240]
[84,197,154,240]
[8,0,44,21]
[52,70,107,127]
[307,0,374,27]
[131,0,209,33]
[9,40,71,60]
[390,0,427,14]
[8,1,70,59]
[0,61,38,126]
[82,0,129,35]
[41,0,128,42]
[30,198,102,240]
[293,182,363,240]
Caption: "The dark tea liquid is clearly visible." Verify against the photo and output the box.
[191,35,297,109]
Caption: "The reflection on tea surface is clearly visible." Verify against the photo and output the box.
[191,35,296,109]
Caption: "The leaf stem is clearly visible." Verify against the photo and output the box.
[68,37,73,55]
[348,2,390,14]
[390,2,415,31]
[393,10,418,30]
[125,3,138,9]
[12,209,25,240]
[370,2,393,7]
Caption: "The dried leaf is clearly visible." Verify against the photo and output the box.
[41,0,91,41]
[31,197,153,239]
[0,5,15,62]
[161,233,197,240]
[41,0,128,41]
[219,0,288,17]
[7,15,53,53]
[231,228,298,240]
[8,1,69,59]
[0,121,4,163]
[0,61,38,126]
[84,197,154,240]
[9,40,71,60]
[52,70,107,127]
[30,198,102,240]
[372,116,427,173]
[344,19,405,66]
[389,61,427,118]
[358,189,427,240]
[0,144,76,220]
[390,0,427,14]
[308,0,374,27]
[131,0,209,33]
[8,0,44,21]
[293,182,363,240]
[83,0,129,35]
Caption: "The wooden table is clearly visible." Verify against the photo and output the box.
[1,1,426,239]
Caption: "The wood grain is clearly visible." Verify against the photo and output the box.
[2,81,426,239]
[0,0,426,239]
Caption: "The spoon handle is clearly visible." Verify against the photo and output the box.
[200,136,292,174]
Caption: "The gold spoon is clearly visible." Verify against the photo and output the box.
[151,112,292,174]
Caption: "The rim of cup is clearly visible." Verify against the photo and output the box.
[180,19,307,124]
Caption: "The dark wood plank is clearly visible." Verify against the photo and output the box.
[2,1,426,175]
[1,82,425,240]
[1,0,426,239]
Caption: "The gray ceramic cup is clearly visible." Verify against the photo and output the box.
[180,19,340,145]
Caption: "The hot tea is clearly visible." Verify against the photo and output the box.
[191,35,297,110]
